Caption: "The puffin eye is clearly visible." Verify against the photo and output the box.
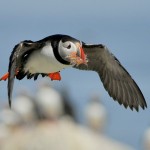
[67,44,71,49]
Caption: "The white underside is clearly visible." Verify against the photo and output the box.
[24,43,71,74]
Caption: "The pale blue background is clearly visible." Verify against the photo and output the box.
[0,1,150,149]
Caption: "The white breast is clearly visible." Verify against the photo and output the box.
[24,43,71,74]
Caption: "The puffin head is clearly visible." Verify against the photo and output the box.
[58,36,88,66]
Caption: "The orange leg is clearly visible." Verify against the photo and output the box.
[48,72,61,81]
[0,70,19,81]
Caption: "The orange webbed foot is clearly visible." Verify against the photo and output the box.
[0,70,19,81]
[48,72,61,81]
[0,72,9,81]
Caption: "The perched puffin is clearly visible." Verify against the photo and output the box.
[0,34,147,111]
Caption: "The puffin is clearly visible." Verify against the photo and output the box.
[0,34,147,111]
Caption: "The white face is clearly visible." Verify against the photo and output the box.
[58,40,78,62]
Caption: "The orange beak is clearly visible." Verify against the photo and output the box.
[76,43,86,62]
[79,46,86,62]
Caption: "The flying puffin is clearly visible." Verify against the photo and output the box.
[0,34,147,111]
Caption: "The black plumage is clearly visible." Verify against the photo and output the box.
[8,41,44,107]
[74,44,147,111]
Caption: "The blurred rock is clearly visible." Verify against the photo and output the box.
[0,109,22,149]
[1,119,134,150]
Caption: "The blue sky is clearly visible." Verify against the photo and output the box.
[0,1,150,149]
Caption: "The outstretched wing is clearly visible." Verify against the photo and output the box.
[74,44,147,111]
[8,41,43,107]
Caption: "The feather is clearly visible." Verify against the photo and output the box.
[74,43,147,111]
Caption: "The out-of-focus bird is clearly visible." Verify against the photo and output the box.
[143,128,150,150]
[0,109,21,128]
[0,34,147,111]
[35,83,64,120]
[12,92,37,124]
[84,94,107,132]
